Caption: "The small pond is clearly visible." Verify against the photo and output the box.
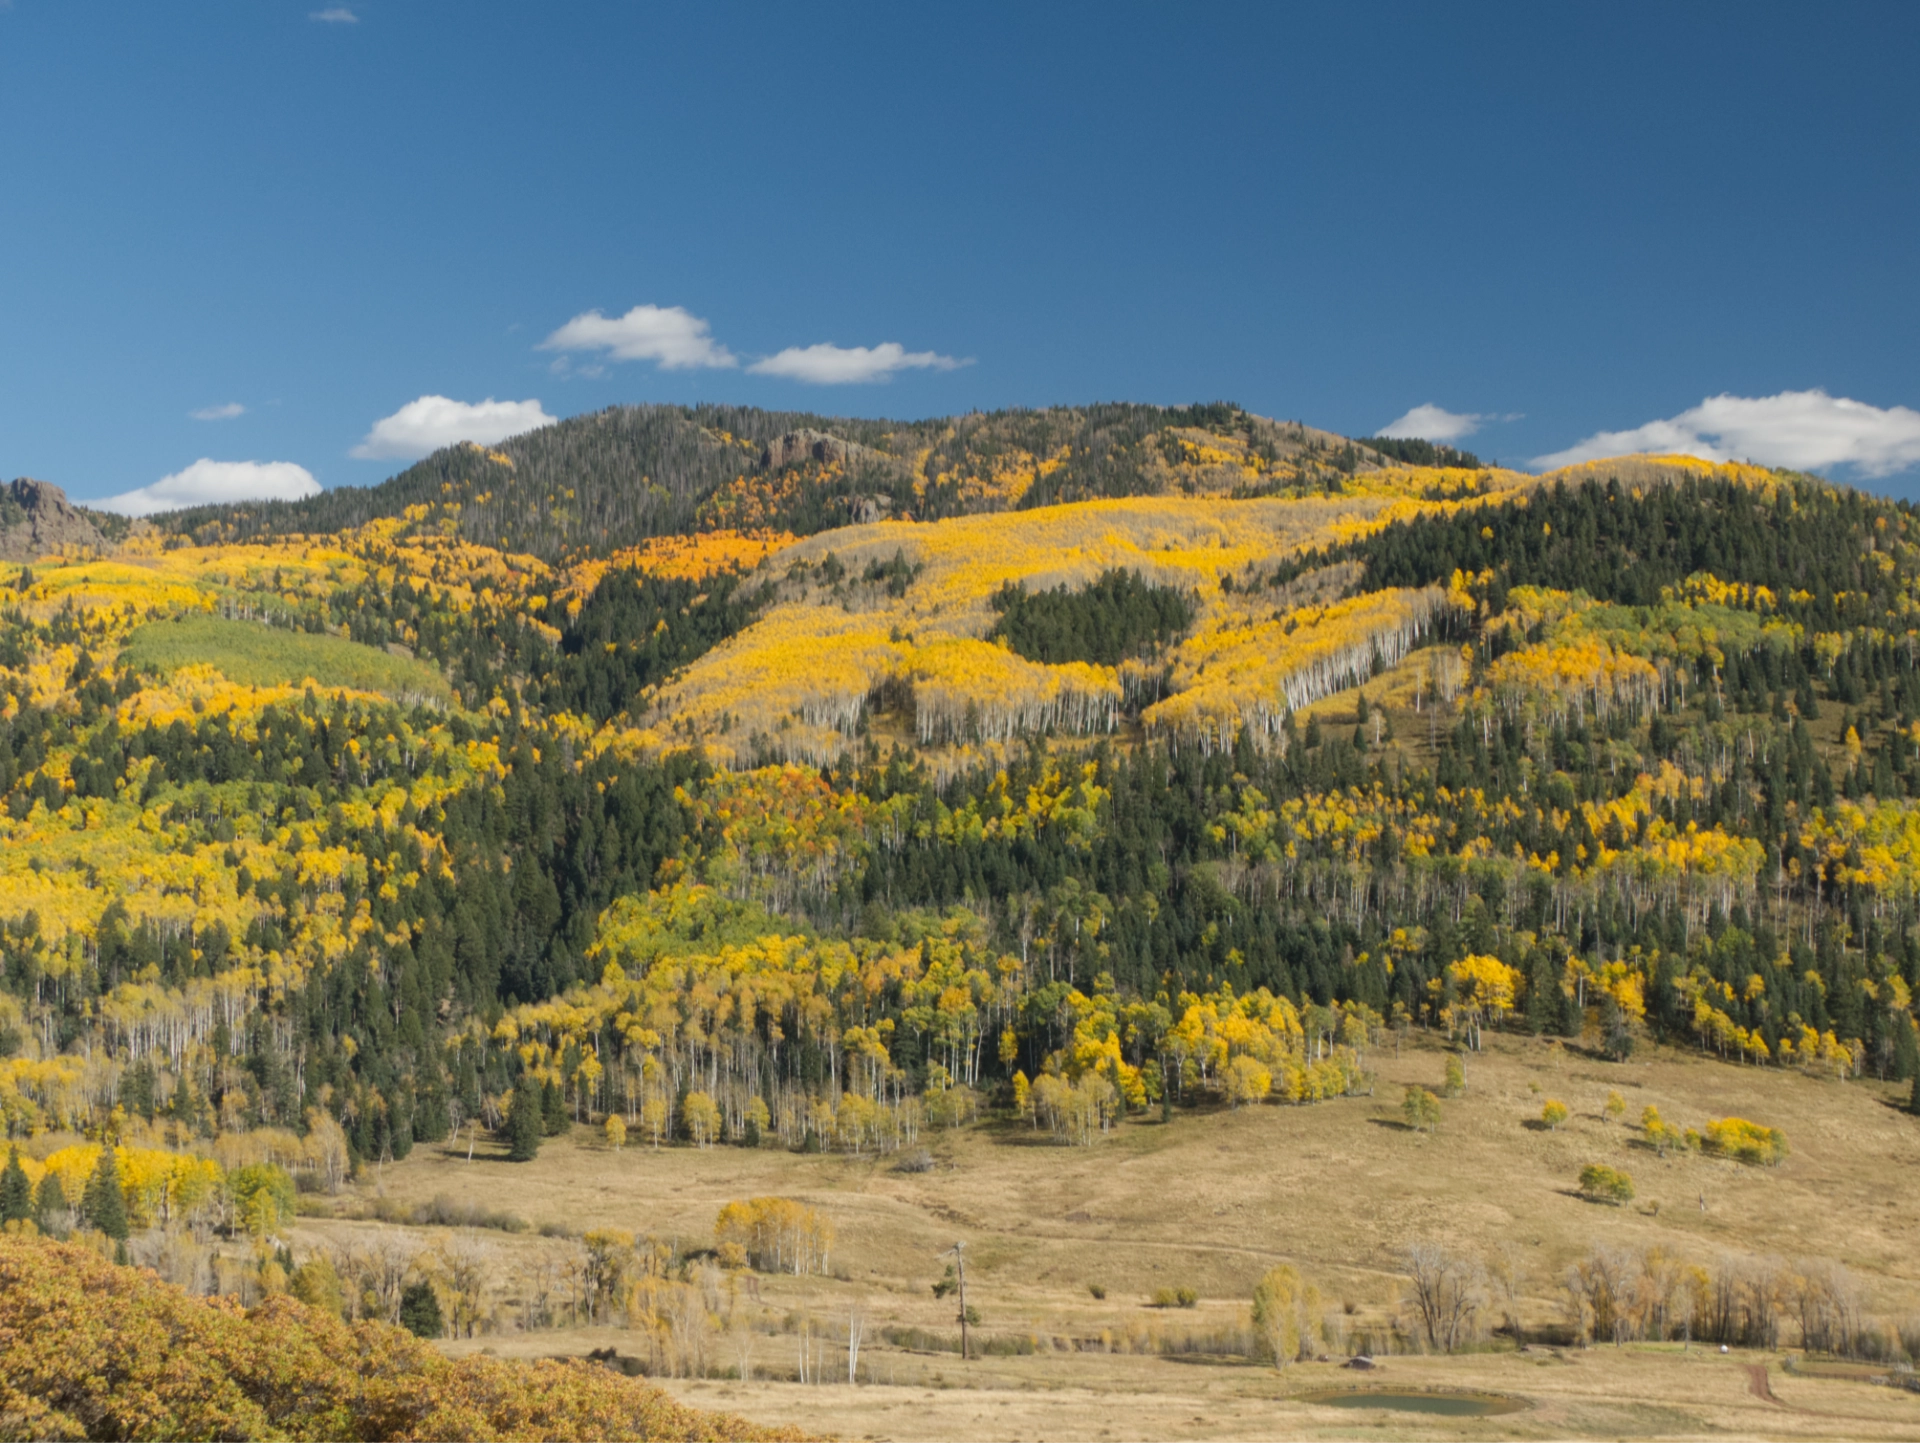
[1301,1389,1528,1417]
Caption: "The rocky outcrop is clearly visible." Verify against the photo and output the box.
[0,478,108,562]
[759,429,883,472]
[850,494,894,525]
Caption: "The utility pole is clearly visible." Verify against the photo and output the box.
[941,1242,970,1360]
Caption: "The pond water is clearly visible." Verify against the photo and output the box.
[1302,1389,1528,1417]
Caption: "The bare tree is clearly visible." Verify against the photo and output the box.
[664,1280,710,1378]
[1403,1242,1481,1352]
[433,1231,495,1339]
[847,1295,869,1384]
[342,1232,420,1323]
[520,1242,567,1331]
[306,1110,350,1195]
[1565,1245,1634,1345]
[732,1317,757,1384]
[1787,1259,1861,1355]
[1485,1243,1525,1343]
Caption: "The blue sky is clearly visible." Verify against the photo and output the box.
[3,2,1917,511]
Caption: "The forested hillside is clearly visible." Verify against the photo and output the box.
[0,418,1917,1271]
[166,402,1395,561]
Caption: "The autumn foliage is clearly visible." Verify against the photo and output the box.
[0,1235,795,1441]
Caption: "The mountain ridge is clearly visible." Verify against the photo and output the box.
[159,402,1409,561]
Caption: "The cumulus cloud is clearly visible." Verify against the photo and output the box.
[747,341,968,385]
[190,402,245,421]
[1376,404,1498,442]
[540,305,736,370]
[309,7,358,22]
[351,395,557,461]
[92,460,320,517]
[1535,390,1920,477]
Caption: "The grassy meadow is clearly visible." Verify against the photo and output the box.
[121,615,454,705]
[281,1033,1920,1441]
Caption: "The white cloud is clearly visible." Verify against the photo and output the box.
[350,395,557,461]
[1535,389,1920,477]
[309,7,358,22]
[190,402,245,421]
[540,305,736,370]
[92,460,320,517]
[747,341,968,385]
[1376,404,1492,442]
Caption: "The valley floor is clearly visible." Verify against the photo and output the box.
[300,1033,1920,1441]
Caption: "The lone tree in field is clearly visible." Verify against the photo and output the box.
[1252,1264,1323,1367]
[1403,1242,1481,1352]
[1403,1085,1441,1133]
[1541,1100,1569,1131]
[1640,1104,1684,1156]
[1577,1163,1635,1205]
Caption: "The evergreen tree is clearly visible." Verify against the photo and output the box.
[506,1080,542,1162]
[399,1281,444,1338]
[0,1146,30,1226]
[34,1172,68,1236]
[121,1060,157,1121]
[386,1089,415,1162]
[1910,1071,1920,1116]
[81,1148,129,1240]
[541,1077,569,1136]
[169,1071,195,1126]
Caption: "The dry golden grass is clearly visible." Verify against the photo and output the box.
[300,1034,1920,1440]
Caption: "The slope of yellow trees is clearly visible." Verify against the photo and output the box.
[651,490,1499,769]
[1144,586,1451,752]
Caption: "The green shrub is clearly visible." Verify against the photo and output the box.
[1577,1163,1635,1205]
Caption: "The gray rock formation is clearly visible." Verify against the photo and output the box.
[759,429,883,472]
[0,478,108,562]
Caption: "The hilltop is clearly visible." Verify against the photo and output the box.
[163,401,1415,560]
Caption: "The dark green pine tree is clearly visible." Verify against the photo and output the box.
[399,1280,444,1338]
[1910,1071,1920,1116]
[81,1147,129,1240]
[0,1146,31,1226]
[386,1088,415,1162]
[169,1070,196,1125]
[541,1077,570,1136]
[34,1172,68,1236]
[506,1078,542,1162]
